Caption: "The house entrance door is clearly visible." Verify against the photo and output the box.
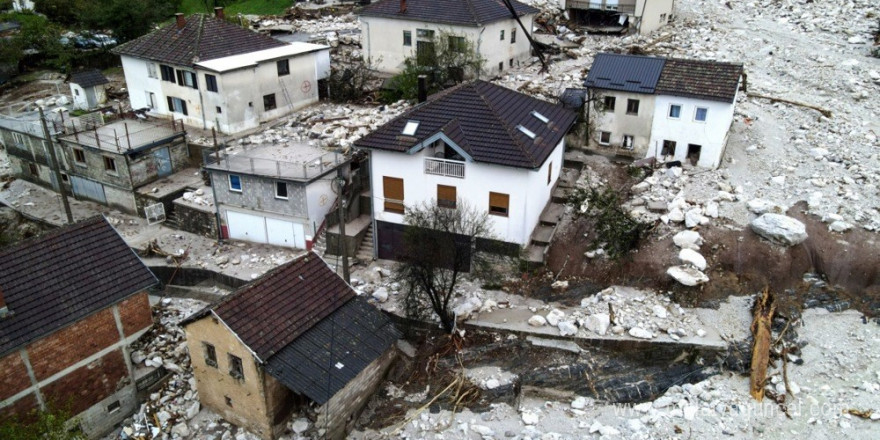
[687,144,702,165]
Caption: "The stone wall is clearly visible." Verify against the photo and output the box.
[211,171,308,219]
[173,200,218,239]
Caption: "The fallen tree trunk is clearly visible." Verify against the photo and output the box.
[750,288,776,401]
[748,92,832,118]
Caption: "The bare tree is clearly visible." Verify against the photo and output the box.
[395,199,501,333]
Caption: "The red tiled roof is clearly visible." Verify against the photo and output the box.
[0,216,158,357]
[358,0,539,26]
[212,252,355,360]
[354,80,577,169]
[112,14,286,67]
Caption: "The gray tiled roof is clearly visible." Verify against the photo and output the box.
[358,0,539,26]
[584,53,744,103]
[70,69,109,88]
[0,216,158,357]
[354,80,578,169]
[583,53,666,94]
[112,14,286,66]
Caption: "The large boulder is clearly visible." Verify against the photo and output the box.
[667,266,709,286]
[678,248,707,271]
[750,213,808,246]
[672,230,703,250]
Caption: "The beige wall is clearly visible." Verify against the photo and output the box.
[590,90,656,156]
[184,315,276,439]
[635,0,674,34]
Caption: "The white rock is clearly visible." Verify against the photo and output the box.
[678,248,707,271]
[683,406,698,420]
[685,208,707,228]
[652,305,668,319]
[528,315,547,327]
[471,425,494,436]
[583,313,610,336]
[747,199,783,214]
[828,220,853,232]
[185,402,200,420]
[750,213,808,246]
[673,230,703,249]
[628,327,653,339]
[546,309,565,326]
[667,208,685,223]
[551,280,569,290]
[521,411,540,425]
[571,396,588,410]
[598,425,621,436]
[291,418,310,434]
[627,418,645,432]
[171,423,190,438]
[705,201,719,218]
[589,421,603,433]
[372,287,389,303]
[558,320,578,336]
[485,379,500,390]
[667,266,709,286]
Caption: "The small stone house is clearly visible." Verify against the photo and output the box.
[583,53,743,168]
[358,0,539,76]
[182,252,399,440]
[0,216,158,437]
[69,70,109,110]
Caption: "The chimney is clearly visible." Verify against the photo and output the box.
[175,13,186,29]
[214,7,224,20]
[0,286,9,319]
[417,75,427,103]
[399,0,407,13]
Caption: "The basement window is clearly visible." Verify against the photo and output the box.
[516,125,536,139]
[275,181,288,200]
[228,354,244,380]
[107,401,121,414]
[402,120,419,136]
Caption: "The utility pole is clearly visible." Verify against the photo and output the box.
[335,176,350,284]
[39,107,74,224]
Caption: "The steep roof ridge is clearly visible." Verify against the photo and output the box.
[475,81,539,168]
[192,14,206,63]
[464,0,481,25]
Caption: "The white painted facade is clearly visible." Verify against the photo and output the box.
[369,139,563,245]
[636,0,674,34]
[648,92,738,169]
[359,15,535,75]
[119,43,330,134]
[69,82,107,110]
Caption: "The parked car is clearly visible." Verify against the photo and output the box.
[90,34,117,48]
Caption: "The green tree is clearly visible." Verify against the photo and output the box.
[0,404,85,440]
[77,0,179,42]
[0,11,74,73]
[566,182,651,260]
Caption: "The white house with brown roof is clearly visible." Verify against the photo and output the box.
[69,70,109,110]
[358,0,538,75]
[583,53,743,168]
[112,9,330,134]
[354,80,577,259]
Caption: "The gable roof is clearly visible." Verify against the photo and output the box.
[69,69,109,88]
[358,0,539,27]
[584,53,744,103]
[654,58,743,103]
[354,80,577,169]
[0,216,158,357]
[187,252,399,404]
[584,53,666,94]
[112,14,286,67]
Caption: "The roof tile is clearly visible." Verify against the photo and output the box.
[358,0,538,26]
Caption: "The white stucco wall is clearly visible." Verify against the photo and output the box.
[368,139,563,245]
[634,0,674,34]
[359,15,535,75]
[648,93,737,168]
[70,83,89,110]
[591,90,655,155]
[305,178,335,240]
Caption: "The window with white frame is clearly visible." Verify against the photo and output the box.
[275,181,288,199]
[668,104,682,119]
[622,135,634,150]
[694,107,708,122]
[599,131,611,145]
[228,174,242,192]
[403,30,412,46]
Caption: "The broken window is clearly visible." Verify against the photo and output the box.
[205,74,218,92]
[383,176,404,213]
[603,96,616,111]
[448,36,466,53]
[626,99,639,115]
[103,156,117,173]
[403,30,412,46]
[695,107,708,122]
[160,64,175,83]
[668,104,681,119]
[228,354,244,380]
[437,184,456,209]
[107,401,121,414]
[277,59,290,76]
[204,342,217,367]
[11,132,26,146]
[599,131,611,145]
[73,148,86,164]
[661,140,676,156]
[489,192,509,217]
[622,135,634,150]
[147,63,157,79]
[275,181,288,199]
[263,93,276,111]
[228,174,242,192]
[660,13,668,23]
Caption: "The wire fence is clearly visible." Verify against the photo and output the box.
[205,149,346,181]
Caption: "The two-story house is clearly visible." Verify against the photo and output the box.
[584,53,743,168]
[0,216,158,437]
[565,0,675,34]
[112,8,330,134]
[354,80,577,260]
[205,142,348,250]
[358,0,539,76]
[182,252,399,440]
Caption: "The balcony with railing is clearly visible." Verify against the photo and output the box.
[424,157,466,179]
[205,143,347,182]
[567,0,637,14]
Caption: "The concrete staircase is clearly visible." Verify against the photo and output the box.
[523,156,585,266]
[355,224,374,263]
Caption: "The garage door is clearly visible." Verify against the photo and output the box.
[227,211,267,244]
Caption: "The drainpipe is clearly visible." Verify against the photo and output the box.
[369,150,378,260]
[196,70,208,130]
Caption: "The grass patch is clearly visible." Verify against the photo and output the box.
[179,0,291,16]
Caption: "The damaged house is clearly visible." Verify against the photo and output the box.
[582,53,743,168]
[565,0,674,35]
[182,252,399,440]
[354,80,576,260]
[0,216,159,437]
[358,0,539,75]
[112,8,330,134]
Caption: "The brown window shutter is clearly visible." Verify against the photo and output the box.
[489,192,509,216]
[383,176,404,213]
[437,184,456,208]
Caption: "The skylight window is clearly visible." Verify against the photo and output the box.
[531,111,549,124]
[516,125,536,139]
[402,120,420,136]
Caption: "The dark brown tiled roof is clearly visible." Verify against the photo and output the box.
[112,14,286,66]
[654,58,743,103]
[70,69,109,88]
[212,252,355,360]
[0,216,158,357]
[354,80,577,169]
[358,0,539,26]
